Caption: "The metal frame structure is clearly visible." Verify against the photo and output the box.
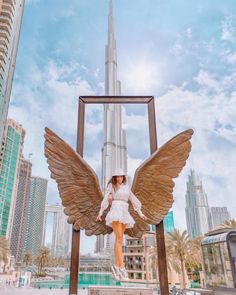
[69,95,169,295]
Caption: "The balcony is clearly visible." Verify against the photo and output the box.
[1,10,13,22]
[126,243,143,247]
[0,39,9,51]
[3,0,16,7]
[0,23,10,35]
[0,43,7,53]
[0,30,10,43]
[0,15,13,29]
[2,4,15,16]
[0,62,6,73]
[0,53,6,62]
[124,252,144,256]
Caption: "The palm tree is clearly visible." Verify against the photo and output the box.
[185,236,202,282]
[0,237,9,273]
[23,252,32,267]
[218,219,236,229]
[35,247,50,276]
[165,229,190,288]
[186,236,202,267]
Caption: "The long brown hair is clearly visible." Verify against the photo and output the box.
[108,175,127,191]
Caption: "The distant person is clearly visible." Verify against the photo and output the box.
[171,285,177,295]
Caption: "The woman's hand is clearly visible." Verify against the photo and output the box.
[96,215,102,222]
[140,213,148,221]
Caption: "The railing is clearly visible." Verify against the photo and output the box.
[182,288,214,294]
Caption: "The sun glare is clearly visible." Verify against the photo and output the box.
[122,59,161,94]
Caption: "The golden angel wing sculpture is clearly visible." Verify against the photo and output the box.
[44,127,113,236]
[125,129,193,238]
[44,127,193,238]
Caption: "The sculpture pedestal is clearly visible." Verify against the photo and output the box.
[88,285,153,295]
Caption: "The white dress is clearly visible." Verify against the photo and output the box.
[98,183,144,229]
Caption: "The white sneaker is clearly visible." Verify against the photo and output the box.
[111,264,121,281]
[118,266,129,281]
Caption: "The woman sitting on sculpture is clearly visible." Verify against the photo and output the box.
[96,168,147,281]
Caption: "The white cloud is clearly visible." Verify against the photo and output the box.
[120,57,163,95]
[194,69,236,94]
[194,70,220,91]
[156,72,236,230]
[226,52,236,64]
[186,27,192,39]
[127,156,144,180]
[221,15,235,42]
[9,60,97,202]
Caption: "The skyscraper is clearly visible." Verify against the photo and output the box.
[0,0,25,144]
[0,118,25,239]
[42,204,70,258]
[211,207,230,228]
[101,0,127,188]
[24,176,48,256]
[163,211,175,233]
[10,157,32,262]
[96,0,127,254]
[150,211,175,234]
[185,169,212,238]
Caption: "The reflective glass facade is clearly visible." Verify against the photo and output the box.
[150,211,175,233]
[23,176,48,256]
[185,169,212,238]
[0,120,24,238]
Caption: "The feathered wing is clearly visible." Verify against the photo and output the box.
[125,129,194,238]
[44,127,112,236]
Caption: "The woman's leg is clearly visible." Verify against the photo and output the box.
[112,221,124,267]
[121,223,126,235]
[120,223,126,268]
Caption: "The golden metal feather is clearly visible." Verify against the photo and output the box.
[125,129,193,237]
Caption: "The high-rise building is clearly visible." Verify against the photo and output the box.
[101,0,127,189]
[42,203,70,258]
[151,211,175,234]
[94,232,105,254]
[0,118,25,239]
[0,0,25,144]
[10,157,32,262]
[23,176,48,256]
[163,211,175,233]
[211,207,231,228]
[185,169,212,238]
[96,0,128,255]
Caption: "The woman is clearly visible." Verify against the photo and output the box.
[96,168,147,281]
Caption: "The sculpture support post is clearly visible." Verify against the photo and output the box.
[148,99,169,295]
[69,99,85,295]
[69,229,80,295]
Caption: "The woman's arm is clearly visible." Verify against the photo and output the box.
[98,183,113,216]
[129,190,145,218]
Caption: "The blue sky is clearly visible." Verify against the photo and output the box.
[9,0,236,254]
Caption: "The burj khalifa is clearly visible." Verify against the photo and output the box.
[95,0,127,254]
